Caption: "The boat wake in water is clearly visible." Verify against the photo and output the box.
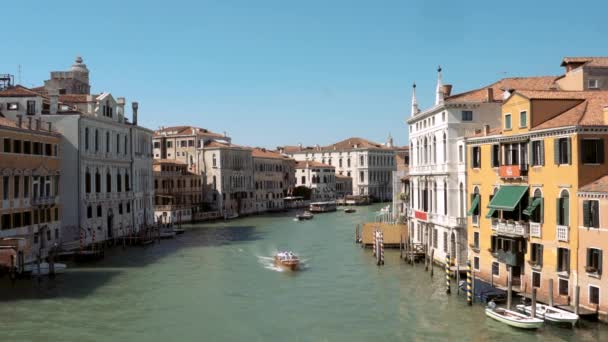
[257,255,310,272]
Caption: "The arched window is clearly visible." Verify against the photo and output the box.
[95,170,101,193]
[443,133,447,163]
[125,173,130,191]
[95,129,99,151]
[339,159,343,167]
[444,180,448,215]
[530,189,543,223]
[213,175,217,190]
[433,182,437,213]
[423,137,428,165]
[106,131,110,152]
[557,190,569,226]
[347,158,351,167]
[85,170,91,193]
[432,136,437,164]
[85,127,89,150]
[212,154,217,167]
[117,172,122,192]
[106,172,111,192]
[360,155,364,166]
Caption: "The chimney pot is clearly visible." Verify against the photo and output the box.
[483,124,490,136]
[486,88,494,102]
[442,84,453,97]
[49,89,59,115]
[131,101,139,126]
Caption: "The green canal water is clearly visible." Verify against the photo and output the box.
[1,204,607,341]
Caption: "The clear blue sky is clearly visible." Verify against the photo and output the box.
[2,0,607,148]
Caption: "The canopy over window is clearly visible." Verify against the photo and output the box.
[523,197,542,216]
[488,186,528,211]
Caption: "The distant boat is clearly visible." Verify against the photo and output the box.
[516,303,578,327]
[24,262,67,276]
[344,208,356,213]
[296,211,314,220]
[274,251,300,271]
[309,201,337,213]
[225,213,239,220]
[485,304,544,329]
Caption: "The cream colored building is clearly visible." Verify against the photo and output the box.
[252,148,295,213]
[295,161,336,202]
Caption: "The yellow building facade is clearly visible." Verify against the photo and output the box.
[467,89,608,308]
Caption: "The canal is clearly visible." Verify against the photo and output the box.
[1,204,607,341]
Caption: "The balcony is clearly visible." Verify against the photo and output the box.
[497,250,524,267]
[499,164,528,179]
[530,222,541,238]
[557,225,569,242]
[32,196,60,206]
[428,213,466,228]
[491,218,498,230]
[496,220,529,237]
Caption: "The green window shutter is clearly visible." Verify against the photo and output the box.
[540,197,544,223]
[540,140,545,165]
[556,198,561,224]
[566,137,572,165]
[554,139,560,164]
[564,197,569,226]
[528,143,533,166]
[594,201,600,228]
[470,147,474,168]
[599,139,605,164]
[539,245,544,266]
[583,200,590,227]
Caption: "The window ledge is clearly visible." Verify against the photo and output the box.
[557,271,570,278]
[587,272,601,279]
[583,163,601,166]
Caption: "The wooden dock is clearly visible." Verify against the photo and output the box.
[359,222,407,248]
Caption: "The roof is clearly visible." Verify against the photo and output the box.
[294,160,335,169]
[445,76,559,103]
[59,94,91,103]
[0,116,60,135]
[154,125,225,138]
[336,174,352,179]
[251,148,291,160]
[0,85,46,98]
[282,137,392,153]
[153,159,187,165]
[467,127,503,138]
[561,57,608,68]
[203,140,250,150]
[580,175,608,193]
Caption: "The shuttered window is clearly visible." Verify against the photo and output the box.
[471,146,481,168]
[554,137,571,165]
[531,140,544,166]
[491,144,500,167]
[582,139,604,164]
[586,248,602,274]
[583,200,600,228]
[557,248,570,273]
[556,194,569,226]
[531,243,543,266]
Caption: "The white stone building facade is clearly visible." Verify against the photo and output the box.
[295,161,336,202]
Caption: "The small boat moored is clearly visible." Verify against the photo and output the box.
[344,208,356,213]
[516,303,579,327]
[274,251,300,271]
[295,211,314,220]
[485,302,544,329]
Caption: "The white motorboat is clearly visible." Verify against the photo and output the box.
[516,303,578,327]
[485,304,544,329]
[296,211,314,220]
[24,262,67,276]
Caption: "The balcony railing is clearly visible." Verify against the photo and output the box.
[491,218,498,230]
[496,220,529,237]
[499,164,528,179]
[530,222,541,238]
[428,213,466,227]
[557,225,569,242]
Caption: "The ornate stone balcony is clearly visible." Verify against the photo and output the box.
[496,220,529,237]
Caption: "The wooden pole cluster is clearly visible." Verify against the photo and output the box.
[445,253,451,295]
[466,260,472,305]
[377,231,385,266]
[372,229,377,257]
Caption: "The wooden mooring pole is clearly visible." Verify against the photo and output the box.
[507,266,512,310]
[574,285,580,316]
[430,249,434,277]
[548,278,554,307]
[445,254,451,294]
[466,260,472,305]
[531,288,537,318]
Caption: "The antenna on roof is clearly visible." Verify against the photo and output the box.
[18,65,22,85]
[0,74,14,90]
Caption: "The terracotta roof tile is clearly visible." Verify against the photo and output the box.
[281,137,391,153]
[445,76,559,103]
[154,125,225,138]
[251,148,291,160]
[0,85,45,98]
[580,175,608,193]
[561,57,608,68]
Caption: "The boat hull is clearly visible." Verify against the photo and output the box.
[516,304,578,326]
[485,308,544,329]
[274,258,299,271]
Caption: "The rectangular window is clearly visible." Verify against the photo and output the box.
[167,141,173,148]
[492,262,499,276]
[583,200,600,228]
[97,205,102,217]
[519,111,527,127]
[555,137,571,165]
[26,100,36,115]
[586,248,602,274]
[188,140,194,147]
[7,102,19,110]
[532,271,541,288]
[589,286,600,305]
[3,176,9,200]
[531,243,543,266]
[87,206,92,219]
[461,110,473,121]
[557,248,570,273]
[458,145,463,162]
[531,140,544,166]
[1,214,11,229]
[582,139,604,164]
[505,114,512,130]
[13,176,19,198]
[153,141,160,149]
[473,232,479,249]
[4,138,11,153]
[473,256,480,271]
[23,141,31,154]
[45,143,52,156]
[491,144,499,167]
[588,79,599,89]
[471,146,481,168]
[13,140,21,154]
[180,140,187,147]
[559,279,569,296]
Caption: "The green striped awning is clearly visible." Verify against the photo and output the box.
[523,197,542,216]
[467,195,480,216]
[488,186,528,211]
[485,208,496,219]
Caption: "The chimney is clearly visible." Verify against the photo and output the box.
[483,124,490,136]
[16,115,22,128]
[604,106,608,125]
[117,97,126,121]
[86,95,95,115]
[131,101,139,125]
[442,84,453,97]
[49,89,59,114]
[486,88,494,102]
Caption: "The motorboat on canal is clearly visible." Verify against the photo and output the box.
[344,208,356,213]
[295,211,314,220]
[485,302,544,329]
[274,251,300,271]
[516,303,579,327]
[309,201,337,213]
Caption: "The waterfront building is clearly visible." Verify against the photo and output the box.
[130,105,155,232]
[252,148,295,213]
[335,174,353,199]
[392,146,410,221]
[153,159,204,224]
[0,57,154,248]
[577,175,608,321]
[202,141,255,216]
[152,125,231,174]
[407,66,560,267]
[295,161,336,202]
[0,116,61,265]
[465,71,608,309]
[279,136,396,201]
